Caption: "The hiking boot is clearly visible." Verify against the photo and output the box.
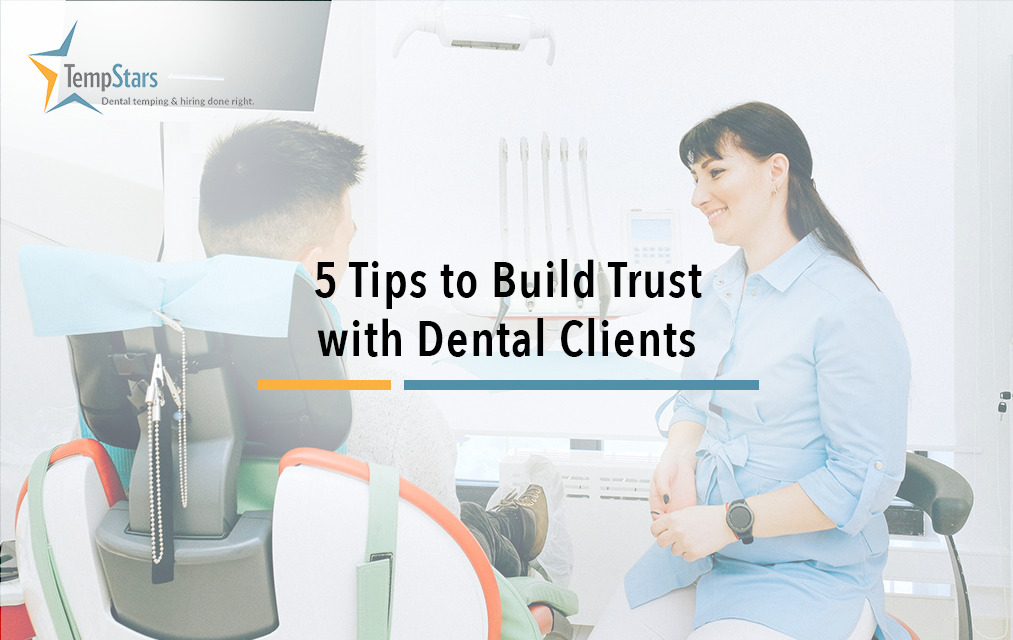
[489,484,549,562]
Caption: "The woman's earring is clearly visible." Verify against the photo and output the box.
[772,183,780,196]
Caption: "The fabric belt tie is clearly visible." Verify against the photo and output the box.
[696,431,749,502]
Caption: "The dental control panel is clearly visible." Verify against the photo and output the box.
[623,208,680,268]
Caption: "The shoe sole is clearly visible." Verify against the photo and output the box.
[526,490,548,561]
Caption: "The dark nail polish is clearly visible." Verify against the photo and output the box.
[663,494,670,504]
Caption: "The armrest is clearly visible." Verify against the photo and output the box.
[896,453,973,536]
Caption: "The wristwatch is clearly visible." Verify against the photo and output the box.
[725,499,754,545]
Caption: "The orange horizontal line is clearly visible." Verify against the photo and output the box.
[257,379,392,391]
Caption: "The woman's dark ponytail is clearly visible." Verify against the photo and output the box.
[786,173,876,286]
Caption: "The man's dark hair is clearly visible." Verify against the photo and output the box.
[198,119,365,259]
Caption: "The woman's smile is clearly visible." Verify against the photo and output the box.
[704,207,727,224]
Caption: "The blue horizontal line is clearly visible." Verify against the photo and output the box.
[403,380,759,391]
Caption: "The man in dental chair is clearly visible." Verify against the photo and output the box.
[195,118,550,581]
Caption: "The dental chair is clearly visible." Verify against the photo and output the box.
[12,245,575,640]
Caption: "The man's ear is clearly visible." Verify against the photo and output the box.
[295,244,323,274]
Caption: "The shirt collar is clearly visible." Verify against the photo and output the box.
[755,232,826,292]
[712,249,747,285]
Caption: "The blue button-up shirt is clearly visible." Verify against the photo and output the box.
[625,233,911,640]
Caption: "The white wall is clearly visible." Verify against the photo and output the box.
[953,0,1013,631]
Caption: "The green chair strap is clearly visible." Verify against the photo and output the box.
[28,447,82,640]
[357,463,400,640]
[364,463,399,565]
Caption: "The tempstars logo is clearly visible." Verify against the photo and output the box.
[28,22,101,114]
[29,22,161,115]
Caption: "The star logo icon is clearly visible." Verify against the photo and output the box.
[29,22,102,114]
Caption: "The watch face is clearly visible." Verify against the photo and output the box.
[729,505,752,529]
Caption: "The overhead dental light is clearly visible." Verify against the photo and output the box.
[392,2,556,65]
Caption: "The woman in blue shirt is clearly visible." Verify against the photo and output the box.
[589,103,910,640]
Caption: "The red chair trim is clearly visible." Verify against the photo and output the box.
[889,614,920,640]
[15,439,126,527]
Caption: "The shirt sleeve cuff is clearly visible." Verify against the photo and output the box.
[798,460,903,536]
[661,406,708,438]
